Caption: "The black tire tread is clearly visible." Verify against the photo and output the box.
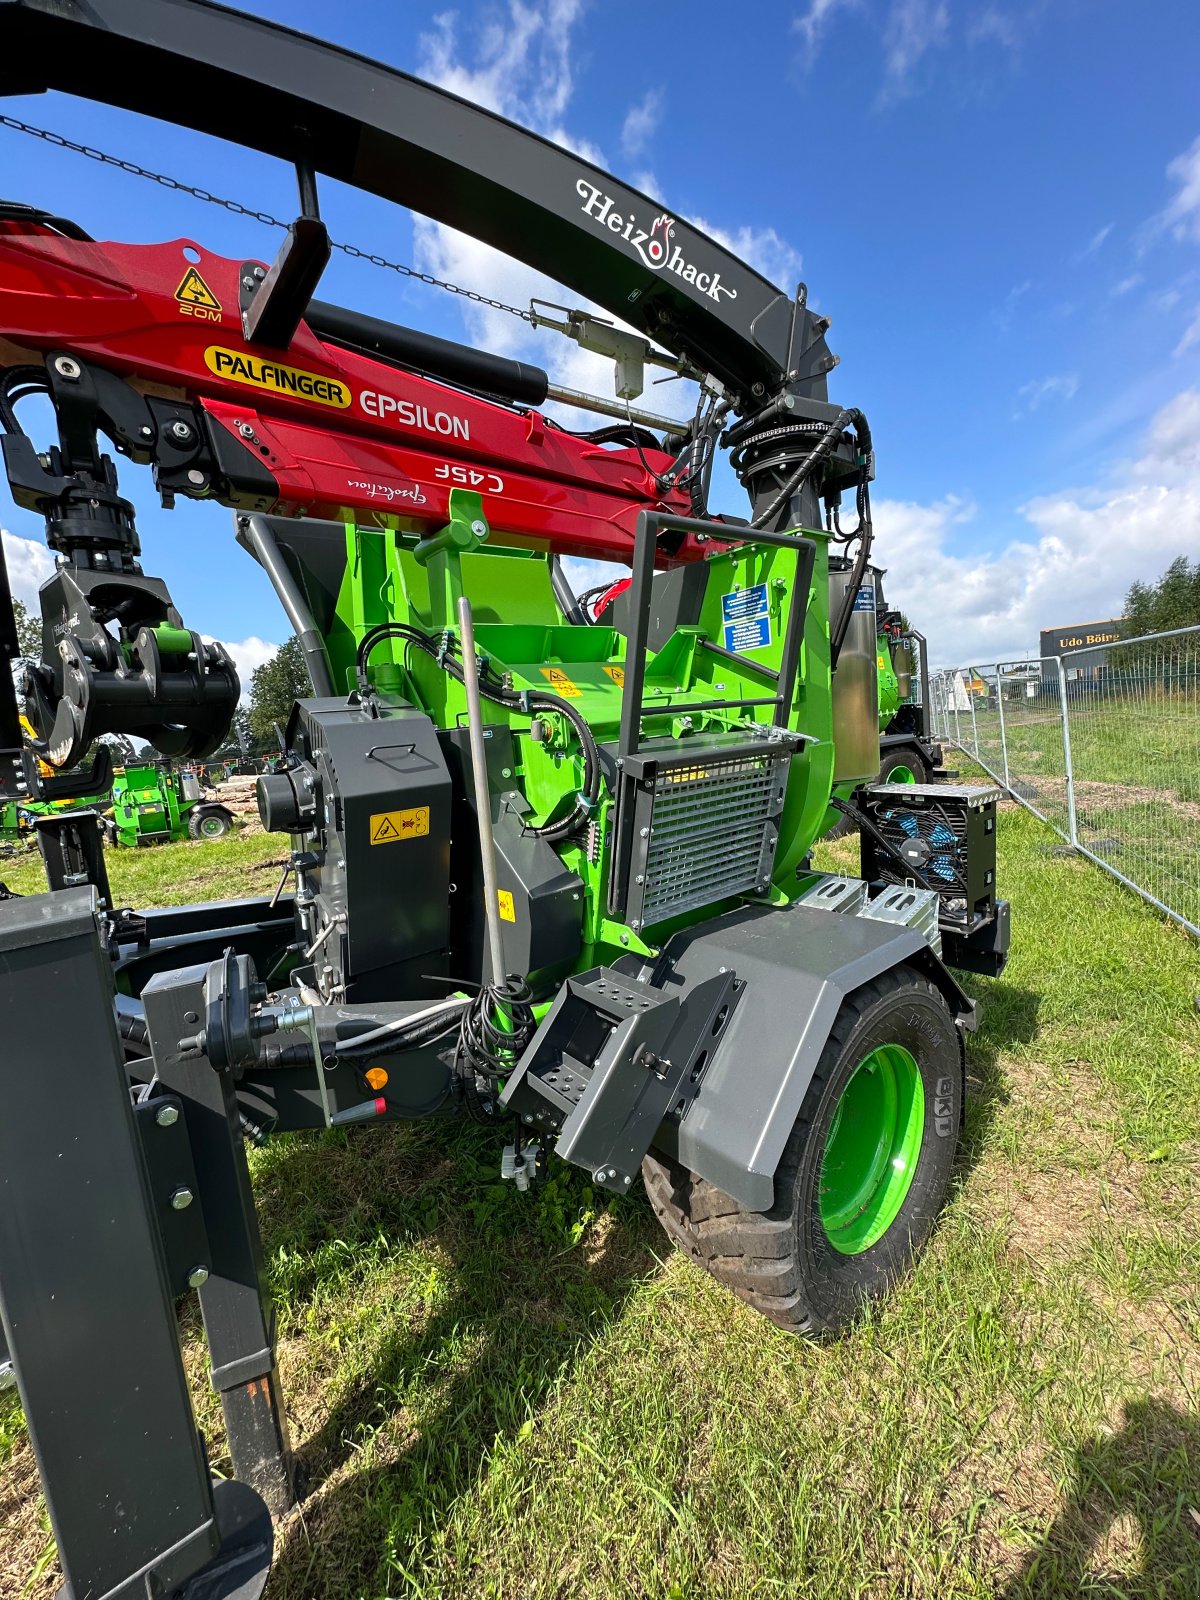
[642,966,954,1337]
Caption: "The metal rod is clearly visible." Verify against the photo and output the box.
[549,555,586,625]
[238,515,335,696]
[994,659,1010,792]
[1053,655,1079,847]
[544,382,690,437]
[457,596,507,985]
[697,637,780,679]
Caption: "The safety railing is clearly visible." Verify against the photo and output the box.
[929,626,1200,938]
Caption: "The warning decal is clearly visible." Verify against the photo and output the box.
[603,664,625,686]
[497,890,516,923]
[175,266,222,312]
[369,806,430,844]
[539,666,582,697]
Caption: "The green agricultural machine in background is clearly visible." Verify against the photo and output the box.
[0,714,110,849]
[106,762,234,848]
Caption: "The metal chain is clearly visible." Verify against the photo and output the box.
[0,113,535,323]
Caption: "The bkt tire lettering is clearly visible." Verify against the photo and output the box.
[934,1075,955,1137]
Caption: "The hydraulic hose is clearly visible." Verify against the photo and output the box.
[355,621,601,839]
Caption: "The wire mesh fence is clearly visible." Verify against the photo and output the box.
[929,626,1200,938]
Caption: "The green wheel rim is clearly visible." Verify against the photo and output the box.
[884,760,918,784]
[199,815,225,837]
[819,1044,924,1255]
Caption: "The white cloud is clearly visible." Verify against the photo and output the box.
[967,7,1023,50]
[412,1,801,420]
[1160,134,1200,244]
[417,1,602,163]
[620,89,664,160]
[2,530,54,609]
[888,389,1200,665]
[695,219,803,292]
[793,0,859,67]
[881,0,950,100]
[202,634,280,699]
[1015,372,1079,415]
[1111,273,1142,295]
[1174,305,1200,357]
[1078,222,1114,260]
[992,279,1032,334]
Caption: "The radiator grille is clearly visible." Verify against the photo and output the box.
[637,748,789,924]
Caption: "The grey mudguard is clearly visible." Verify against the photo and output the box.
[642,900,976,1212]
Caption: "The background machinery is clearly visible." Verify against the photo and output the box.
[107,760,234,847]
[0,4,1009,1596]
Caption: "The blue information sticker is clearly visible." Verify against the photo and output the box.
[721,582,771,653]
[852,583,876,612]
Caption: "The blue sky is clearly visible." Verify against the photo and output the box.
[2,0,1199,671]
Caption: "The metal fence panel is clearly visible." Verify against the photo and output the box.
[1064,628,1199,935]
[993,659,1074,842]
[929,626,1200,938]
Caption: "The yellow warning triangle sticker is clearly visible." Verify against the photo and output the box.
[175,266,222,311]
[371,816,401,843]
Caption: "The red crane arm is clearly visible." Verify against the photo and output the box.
[0,220,704,563]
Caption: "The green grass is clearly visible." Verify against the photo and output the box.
[3,789,1200,1598]
[0,824,286,905]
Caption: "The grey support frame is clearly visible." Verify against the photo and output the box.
[0,890,279,1600]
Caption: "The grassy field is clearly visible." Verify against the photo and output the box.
[3,791,1200,1598]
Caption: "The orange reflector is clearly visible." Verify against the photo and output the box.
[364,1067,389,1091]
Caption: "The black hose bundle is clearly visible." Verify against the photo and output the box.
[356,620,601,840]
[453,975,536,1123]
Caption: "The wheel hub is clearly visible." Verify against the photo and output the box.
[819,1043,924,1255]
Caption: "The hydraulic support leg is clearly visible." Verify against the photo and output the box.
[0,888,272,1600]
[143,966,296,1516]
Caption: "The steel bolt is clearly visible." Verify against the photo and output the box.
[170,1186,194,1211]
[169,420,193,442]
[155,1104,180,1128]
[242,274,256,290]
[252,265,266,281]
[238,423,255,440]
[140,425,154,439]
[187,1265,209,1289]
[53,355,81,381]
[470,519,487,537]
[187,469,206,486]
[639,827,650,838]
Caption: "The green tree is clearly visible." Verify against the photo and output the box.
[1122,556,1200,640]
[246,636,310,746]
[11,597,41,659]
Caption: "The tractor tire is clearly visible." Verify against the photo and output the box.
[641,965,963,1338]
[189,806,233,841]
[877,746,928,787]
